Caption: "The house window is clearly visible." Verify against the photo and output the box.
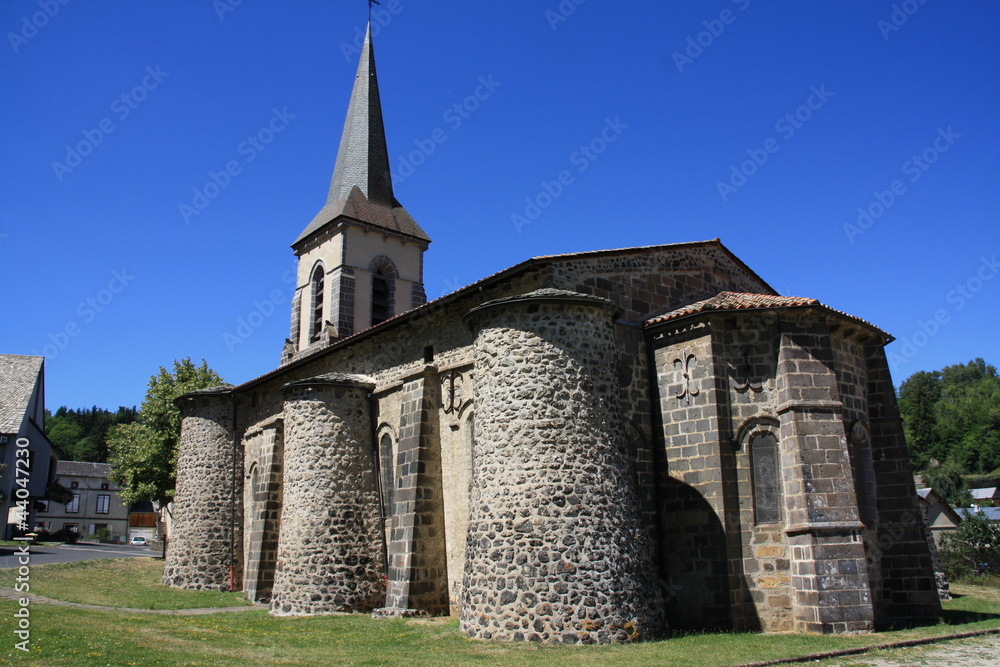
[751,432,781,524]
[101,482,109,490]
[37,501,49,513]
[96,494,110,514]
[66,494,81,513]
[309,264,325,342]
[70,481,79,489]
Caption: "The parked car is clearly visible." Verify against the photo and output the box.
[975,561,1000,575]
[129,536,148,546]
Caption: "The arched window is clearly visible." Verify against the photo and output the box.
[751,432,781,523]
[309,264,325,342]
[738,418,782,524]
[379,433,394,519]
[368,257,397,327]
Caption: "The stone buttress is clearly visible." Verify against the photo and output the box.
[775,320,875,633]
[163,386,237,590]
[460,289,661,644]
[269,374,386,616]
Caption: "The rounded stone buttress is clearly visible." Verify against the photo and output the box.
[163,386,236,591]
[269,373,387,616]
[460,289,661,643]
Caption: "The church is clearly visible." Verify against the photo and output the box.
[164,23,942,643]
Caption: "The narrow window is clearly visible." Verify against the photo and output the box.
[369,257,396,327]
[96,494,110,514]
[751,432,781,523]
[850,423,878,525]
[310,265,325,342]
[371,271,391,325]
[379,433,394,518]
[66,494,81,513]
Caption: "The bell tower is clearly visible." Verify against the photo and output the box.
[285,23,430,361]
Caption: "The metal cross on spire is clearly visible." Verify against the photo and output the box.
[368,0,380,22]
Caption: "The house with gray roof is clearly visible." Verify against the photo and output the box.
[0,354,58,539]
[35,461,130,541]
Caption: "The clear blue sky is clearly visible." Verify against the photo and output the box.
[1,1,997,411]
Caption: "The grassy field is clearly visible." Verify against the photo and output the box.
[0,559,997,666]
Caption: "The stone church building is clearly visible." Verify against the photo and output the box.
[164,25,942,643]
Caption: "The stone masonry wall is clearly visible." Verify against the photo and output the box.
[163,389,236,591]
[269,375,386,615]
[242,420,283,602]
[461,290,661,644]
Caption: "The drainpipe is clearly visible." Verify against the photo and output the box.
[229,390,238,593]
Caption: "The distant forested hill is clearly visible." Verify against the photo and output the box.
[44,406,138,463]
[898,358,1000,477]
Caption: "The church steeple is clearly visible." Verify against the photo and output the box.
[286,21,429,360]
[328,23,394,207]
[293,22,428,248]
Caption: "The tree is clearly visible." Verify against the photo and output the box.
[940,511,1000,580]
[898,359,1000,474]
[898,370,942,469]
[922,458,972,508]
[107,358,227,507]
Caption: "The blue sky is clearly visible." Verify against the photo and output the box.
[1,1,997,411]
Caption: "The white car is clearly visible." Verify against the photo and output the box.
[129,536,148,546]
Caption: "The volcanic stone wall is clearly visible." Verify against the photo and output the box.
[163,388,236,590]
[269,374,386,616]
[460,289,661,644]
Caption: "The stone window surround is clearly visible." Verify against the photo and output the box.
[736,416,783,525]
[309,261,326,342]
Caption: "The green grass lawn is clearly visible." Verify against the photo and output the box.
[0,559,997,666]
[0,558,253,610]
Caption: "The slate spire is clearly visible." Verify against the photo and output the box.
[294,22,428,247]
[327,22,393,207]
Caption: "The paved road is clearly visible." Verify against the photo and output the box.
[816,632,1000,666]
[0,542,159,569]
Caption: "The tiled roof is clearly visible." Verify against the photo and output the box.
[57,461,112,478]
[645,292,818,325]
[644,291,891,339]
[0,354,43,433]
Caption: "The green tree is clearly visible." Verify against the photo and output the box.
[107,358,227,507]
[922,458,972,508]
[940,511,1000,580]
[898,370,942,469]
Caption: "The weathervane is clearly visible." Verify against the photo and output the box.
[368,0,380,22]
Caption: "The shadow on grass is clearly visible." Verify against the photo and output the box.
[942,608,1000,624]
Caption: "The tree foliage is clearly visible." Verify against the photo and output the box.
[940,511,1000,580]
[107,358,226,507]
[44,406,138,462]
[899,358,1000,475]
